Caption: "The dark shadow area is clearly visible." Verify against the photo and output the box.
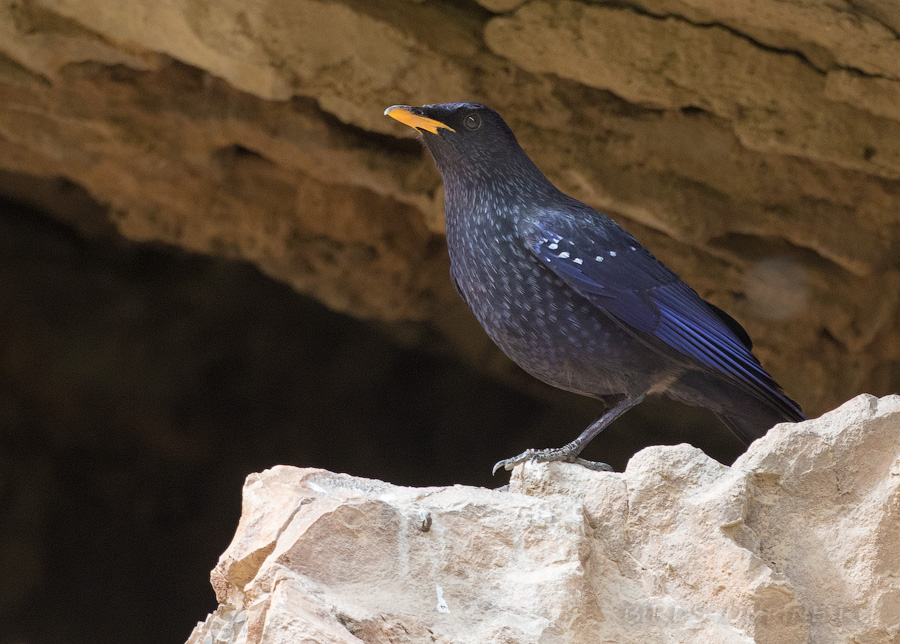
[0,192,741,644]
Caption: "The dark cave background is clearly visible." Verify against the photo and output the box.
[1,184,744,644]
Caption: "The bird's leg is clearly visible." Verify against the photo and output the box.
[492,393,646,474]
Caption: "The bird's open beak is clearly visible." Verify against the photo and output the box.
[384,105,455,135]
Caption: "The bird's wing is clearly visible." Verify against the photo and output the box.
[518,214,803,420]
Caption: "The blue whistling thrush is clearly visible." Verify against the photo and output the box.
[385,102,805,473]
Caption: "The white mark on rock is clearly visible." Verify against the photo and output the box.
[436,584,450,613]
[307,481,328,494]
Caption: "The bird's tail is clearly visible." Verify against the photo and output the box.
[671,370,806,446]
[714,408,801,446]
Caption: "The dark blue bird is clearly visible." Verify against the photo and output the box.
[385,102,805,472]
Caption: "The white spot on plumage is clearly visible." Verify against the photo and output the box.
[609,251,617,257]
[548,243,558,250]
[630,246,636,251]
[573,257,583,264]
[559,251,570,259]
[595,256,604,262]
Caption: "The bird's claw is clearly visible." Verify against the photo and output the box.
[492,449,538,475]
[492,448,613,475]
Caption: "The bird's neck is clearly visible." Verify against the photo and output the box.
[441,159,557,221]
[440,160,558,278]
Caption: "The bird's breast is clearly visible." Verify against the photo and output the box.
[445,205,661,396]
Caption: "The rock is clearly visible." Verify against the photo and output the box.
[484,1,900,178]
[474,0,527,13]
[1,0,899,412]
[187,394,900,644]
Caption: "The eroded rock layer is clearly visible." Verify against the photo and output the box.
[2,0,900,411]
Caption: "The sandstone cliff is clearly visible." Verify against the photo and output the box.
[2,0,900,412]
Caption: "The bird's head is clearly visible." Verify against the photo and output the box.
[385,102,548,195]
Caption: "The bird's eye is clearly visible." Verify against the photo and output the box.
[463,113,482,130]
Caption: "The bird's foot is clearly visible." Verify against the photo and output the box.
[492,447,613,475]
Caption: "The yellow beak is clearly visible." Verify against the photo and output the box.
[384,105,455,135]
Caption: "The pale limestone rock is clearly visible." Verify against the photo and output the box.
[188,394,900,644]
